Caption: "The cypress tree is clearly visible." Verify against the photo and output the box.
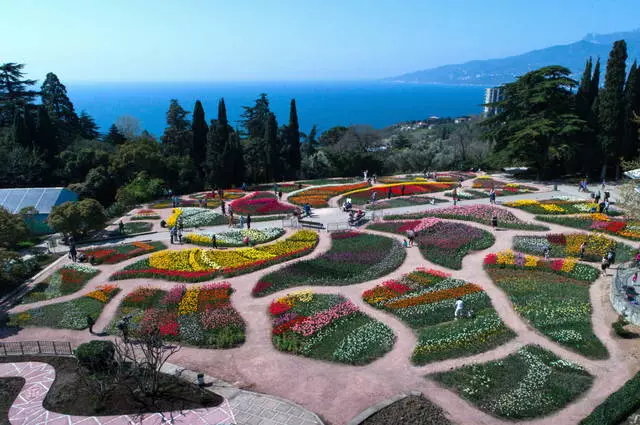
[598,40,627,179]
[264,112,279,181]
[232,132,246,185]
[286,99,301,178]
[191,100,208,176]
[623,61,639,159]
[36,105,56,163]
[589,58,601,102]
[576,58,593,119]
[205,98,231,187]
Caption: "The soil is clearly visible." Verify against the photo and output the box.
[361,395,455,425]
[0,356,222,417]
[0,377,24,425]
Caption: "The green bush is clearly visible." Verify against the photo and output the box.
[580,372,640,425]
[75,340,115,373]
[612,316,637,339]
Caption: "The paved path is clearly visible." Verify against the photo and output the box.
[2,175,640,425]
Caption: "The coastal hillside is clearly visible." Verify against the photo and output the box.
[387,29,640,85]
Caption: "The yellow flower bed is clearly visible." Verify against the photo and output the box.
[277,290,314,306]
[178,288,200,315]
[505,199,540,207]
[540,204,565,213]
[149,249,193,271]
[590,213,609,222]
[167,208,182,228]
[565,233,588,255]
[561,258,578,273]
[184,233,210,244]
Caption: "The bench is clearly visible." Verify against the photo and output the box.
[298,220,325,230]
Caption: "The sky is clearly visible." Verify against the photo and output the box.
[2,0,640,82]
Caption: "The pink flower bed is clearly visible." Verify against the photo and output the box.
[290,300,359,337]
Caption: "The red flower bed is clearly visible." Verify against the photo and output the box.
[349,183,455,201]
[272,315,308,335]
[383,280,411,294]
[269,301,292,315]
[230,192,295,215]
[252,281,273,296]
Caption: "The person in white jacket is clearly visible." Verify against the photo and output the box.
[454,298,464,319]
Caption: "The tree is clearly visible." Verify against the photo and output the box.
[161,100,191,156]
[56,140,111,184]
[264,112,279,181]
[103,124,127,145]
[109,137,165,182]
[68,165,118,206]
[0,131,47,187]
[285,99,301,178]
[40,72,79,144]
[115,172,165,206]
[623,61,640,160]
[598,40,628,179]
[191,100,208,176]
[35,106,57,164]
[0,206,29,249]
[115,115,141,140]
[78,111,100,140]
[303,124,318,158]
[48,198,107,239]
[0,63,39,127]
[318,126,348,146]
[574,58,600,175]
[205,99,231,187]
[241,93,270,139]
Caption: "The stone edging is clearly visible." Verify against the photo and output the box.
[345,391,422,425]
[610,273,640,325]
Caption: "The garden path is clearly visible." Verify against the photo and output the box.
[3,185,640,425]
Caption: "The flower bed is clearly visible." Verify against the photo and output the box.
[131,209,161,220]
[443,188,487,200]
[360,196,447,210]
[363,268,514,364]
[471,176,539,193]
[229,192,295,215]
[513,233,635,262]
[288,182,370,207]
[432,345,593,419]
[368,219,494,269]
[484,249,600,281]
[166,207,226,228]
[184,227,285,247]
[342,182,457,202]
[269,291,394,365]
[247,183,307,192]
[123,222,153,234]
[111,230,319,282]
[20,263,100,304]
[536,214,640,241]
[190,190,245,200]
[485,255,607,358]
[385,204,548,231]
[81,241,166,264]
[253,231,406,297]
[9,285,120,329]
[108,282,245,348]
[504,199,622,216]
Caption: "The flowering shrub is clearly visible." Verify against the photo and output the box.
[108,282,245,348]
[513,233,634,263]
[21,263,100,304]
[288,182,370,207]
[536,215,640,241]
[111,230,319,282]
[269,292,394,365]
[81,241,166,264]
[362,268,514,365]
[433,345,593,419]
[385,204,548,231]
[184,227,285,247]
[229,192,295,215]
[253,232,406,297]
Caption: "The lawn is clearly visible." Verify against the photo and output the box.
[229,191,295,215]
[363,268,514,365]
[431,345,593,419]
[111,230,319,282]
[505,199,623,216]
[80,241,166,264]
[183,227,285,247]
[288,182,370,207]
[252,231,406,297]
[108,282,245,348]
[513,233,635,263]
[368,219,494,269]
[270,291,395,365]
[385,204,549,231]
[485,251,607,359]
[359,196,447,210]
[8,285,119,330]
[123,221,153,234]
[536,214,640,241]
[20,263,100,304]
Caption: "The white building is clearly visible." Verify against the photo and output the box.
[483,87,504,117]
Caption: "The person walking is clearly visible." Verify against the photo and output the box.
[489,188,496,204]
[543,245,551,260]
[86,315,95,334]
[247,214,252,229]
[278,190,283,201]
[454,298,464,319]
[452,187,458,206]
[594,190,601,205]
[221,200,226,216]
[170,227,175,244]
[607,249,616,266]
[401,185,405,196]
[601,255,610,276]
[491,215,498,230]
[228,211,234,228]
[69,244,77,262]
[211,234,218,249]
[387,187,392,199]
[407,229,415,247]
[239,215,245,229]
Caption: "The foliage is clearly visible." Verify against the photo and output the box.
[0,206,29,249]
[618,182,640,220]
[115,172,166,207]
[75,340,115,373]
[48,198,107,239]
[580,371,640,425]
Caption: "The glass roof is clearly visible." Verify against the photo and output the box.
[0,188,77,214]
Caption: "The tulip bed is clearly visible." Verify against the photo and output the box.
[505,199,622,216]
[247,183,307,192]
[342,182,457,202]
[357,196,447,210]
[252,231,406,297]
[485,252,607,359]
[111,230,319,282]
[166,207,226,228]
[536,214,640,241]
[513,233,635,263]
[368,219,494,269]
[108,283,245,348]
[443,188,487,200]
[270,291,395,365]
[471,176,539,193]
[363,268,514,365]
[385,204,549,231]
[131,209,161,220]
[190,190,245,200]
[288,182,370,207]
[80,241,166,264]
[20,263,100,304]
[431,345,593,419]
[229,192,295,215]
[9,284,120,330]
[184,227,285,247]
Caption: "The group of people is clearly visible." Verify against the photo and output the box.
[348,209,365,226]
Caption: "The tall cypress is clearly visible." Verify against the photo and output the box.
[286,99,301,178]
[36,105,56,163]
[205,98,231,187]
[623,61,639,159]
[191,100,208,178]
[575,58,593,119]
[589,58,601,102]
[232,132,246,185]
[598,40,628,178]
[264,112,279,181]
[40,72,79,145]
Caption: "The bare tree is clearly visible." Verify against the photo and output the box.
[115,115,141,139]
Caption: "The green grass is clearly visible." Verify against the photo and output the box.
[487,268,608,359]
[580,371,640,425]
[123,221,153,234]
[432,345,594,419]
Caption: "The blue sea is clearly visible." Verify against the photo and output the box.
[66,81,485,136]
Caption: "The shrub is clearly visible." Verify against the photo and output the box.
[75,340,115,373]
[580,372,640,425]
[612,316,637,339]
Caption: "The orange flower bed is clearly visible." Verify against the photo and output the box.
[289,182,370,207]
[385,283,482,309]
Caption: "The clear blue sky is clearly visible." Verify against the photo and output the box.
[3,0,639,81]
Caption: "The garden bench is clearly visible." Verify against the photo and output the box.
[299,220,325,230]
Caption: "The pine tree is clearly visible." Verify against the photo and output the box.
[191,100,208,177]
[40,72,79,145]
[623,61,640,159]
[0,63,39,127]
[78,111,100,139]
[103,124,126,145]
[161,99,192,156]
[286,99,301,178]
[264,112,279,181]
[598,40,628,178]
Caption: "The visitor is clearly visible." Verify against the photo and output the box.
[601,255,610,276]
[636,252,640,267]
[580,242,586,260]
[228,205,233,217]
[489,188,496,204]
[594,190,601,205]
[607,249,616,265]
[119,221,125,234]
[203,199,207,208]
[242,182,247,191]
[247,214,251,229]
[633,272,638,284]
[86,315,95,334]
[170,227,174,244]
[491,215,498,230]
[543,246,550,260]
[274,183,279,195]
[403,239,409,248]
[407,229,415,247]
[160,219,166,228]
[371,191,377,203]
[387,187,392,199]
[598,201,605,213]
[211,234,218,249]
[604,200,610,214]
[243,236,250,246]
[278,190,283,200]
[304,204,311,217]
[373,174,377,184]
[178,228,183,244]
[69,244,77,262]
[298,183,303,190]
[219,189,224,199]
[454,298,464,319]
[228,212,234,228]
[199,198,203,208]
[401,185,405,196]
[221,200,226,216]
[239,215,245,229]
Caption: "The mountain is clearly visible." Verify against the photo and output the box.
[387,29,640,86]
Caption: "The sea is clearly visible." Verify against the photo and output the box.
[66,81,486,136]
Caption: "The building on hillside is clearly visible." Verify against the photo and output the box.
[0,187,78,234]
[483,87,504,117]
